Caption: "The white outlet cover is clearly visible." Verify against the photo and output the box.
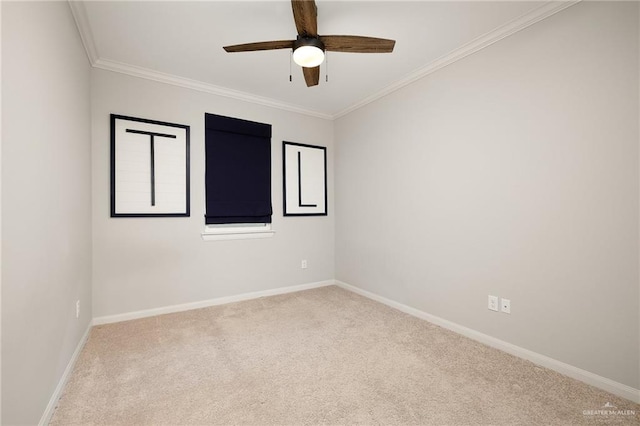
[488,295,499,312]
[501,298,511,314]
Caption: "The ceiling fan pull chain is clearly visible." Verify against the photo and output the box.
[325,52,329,83]
[289,51,293,82]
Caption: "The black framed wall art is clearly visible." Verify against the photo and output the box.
[111,114,190,217]
[283,141,327,216]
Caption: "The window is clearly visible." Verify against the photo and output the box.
[202,113,274,240]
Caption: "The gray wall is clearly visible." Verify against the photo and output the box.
[1,2,637,421]
[91,70,334,318]
[1,2,93,424]
[335,1,639,389]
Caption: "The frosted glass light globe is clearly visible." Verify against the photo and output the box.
[293,45,325,68]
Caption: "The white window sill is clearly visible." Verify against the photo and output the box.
[201,224,275,241]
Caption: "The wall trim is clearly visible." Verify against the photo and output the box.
[38,322,92,426]
[67,0,98,65]
[66,1,331,120]
[333,0,581,119]
[37,278,639,423]
[335,280,640,404]
[93,279,335,325]
[93,58,333,121]
[68,0,579,121]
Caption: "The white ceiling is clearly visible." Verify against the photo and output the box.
[75,1,571,118]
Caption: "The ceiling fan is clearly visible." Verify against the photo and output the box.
[223,0,396,87]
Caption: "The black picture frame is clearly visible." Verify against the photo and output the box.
[110,114,190,217]
[283,141,327,216]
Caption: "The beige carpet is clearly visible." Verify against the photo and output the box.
[51,285,638,425]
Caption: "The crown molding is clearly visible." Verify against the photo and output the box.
[333,0,581,119]
[93,58,333,120]
[68,0,98,65]
[69,0,579,121]
[67,0,331,120]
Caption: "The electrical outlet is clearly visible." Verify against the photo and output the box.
[488,295,499,312]
[76,300,80,319]
[501,298,511,314]
[301,259,308,269]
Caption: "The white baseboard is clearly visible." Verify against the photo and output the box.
[40,280,333,424]
[39,322,92,426]
[41,278,638,426]
[335,280,640,404]
[93,280,335,326]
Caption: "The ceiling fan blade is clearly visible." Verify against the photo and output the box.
[223,40,295,53]
[291,0,318,37]
[302,66,319,87]
[320,35,396,53]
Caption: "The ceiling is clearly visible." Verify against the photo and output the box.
[74,1,572,119]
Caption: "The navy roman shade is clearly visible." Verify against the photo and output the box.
[205,113,272,224]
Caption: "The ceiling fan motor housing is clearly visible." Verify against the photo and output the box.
[293,36,326,68]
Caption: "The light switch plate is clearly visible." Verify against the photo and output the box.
[488,295,499,312]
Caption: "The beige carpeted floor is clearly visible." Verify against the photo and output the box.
[51,285,638,425]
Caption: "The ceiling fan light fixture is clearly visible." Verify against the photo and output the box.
[293,37,325,68]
